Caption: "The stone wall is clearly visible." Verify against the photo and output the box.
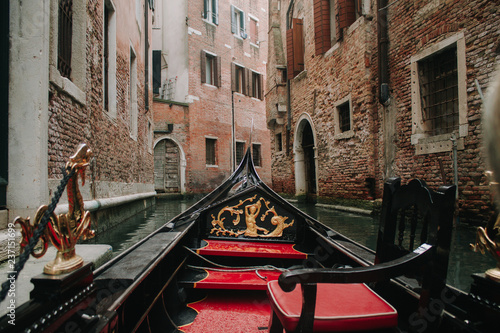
[267,0,499,223]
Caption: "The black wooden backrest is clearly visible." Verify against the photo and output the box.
[375,177,456,293]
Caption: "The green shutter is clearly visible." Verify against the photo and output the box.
[231,5,237,34]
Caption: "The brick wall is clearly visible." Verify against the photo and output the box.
[268,0,499,223]
[48,0,154,196]
[154,0,271,193]
[380,0,499,223]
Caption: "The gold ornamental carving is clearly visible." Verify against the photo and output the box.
[210,195,294,238]
[15,144,95,275]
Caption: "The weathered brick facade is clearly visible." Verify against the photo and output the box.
[48,0,154,197]
[153,0,271,194]
[267,0,499,223]
[6,0,155,228]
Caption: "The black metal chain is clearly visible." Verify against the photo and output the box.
[0,167,75,303]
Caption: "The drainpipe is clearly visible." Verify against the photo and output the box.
[451,133,459,225]
[286,0,295,156]
[144,0,150,111]
[378,0,390,105]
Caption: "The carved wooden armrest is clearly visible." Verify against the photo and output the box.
[275,243,434,332]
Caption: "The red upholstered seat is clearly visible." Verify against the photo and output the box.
[267,280,398,332]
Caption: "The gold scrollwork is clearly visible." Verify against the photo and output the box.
[209,196,294,238]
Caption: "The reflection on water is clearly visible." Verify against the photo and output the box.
[87,198,198,256]
[89,198,496,292]
[292,202,496,292]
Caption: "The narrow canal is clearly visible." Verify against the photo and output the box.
[88,197,496,292]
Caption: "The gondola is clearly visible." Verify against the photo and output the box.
[0,147,499,333]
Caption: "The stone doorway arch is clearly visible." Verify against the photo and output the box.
[294,115,317,199]
[154,137,186,193]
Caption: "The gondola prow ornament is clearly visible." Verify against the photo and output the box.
[15,144,95,275]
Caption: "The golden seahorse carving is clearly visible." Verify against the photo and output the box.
[209,195,293,238]
[15,143,95,275]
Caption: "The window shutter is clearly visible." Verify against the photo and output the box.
[338,0,356,29]
[240,11,247,39]
[231,5,237,34]
[244,68,251,96]
[293,18,304,75]
[215,55,221,87]
[259,74,264,100]
[203,0,209,20]
[213,0,218,25]
[201,50,206,84]
[314,0,331,55]
[231,62,236,91]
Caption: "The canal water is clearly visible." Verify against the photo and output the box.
[88,198,496,292]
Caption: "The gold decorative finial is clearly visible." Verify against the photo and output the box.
[15,143,95,275]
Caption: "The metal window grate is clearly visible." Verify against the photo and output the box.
[338,101,351,133]
[252,144,261,167]
[236,142,245,165]
[420,47,459,136]
[58,0,73,79]
[206,138,216,165]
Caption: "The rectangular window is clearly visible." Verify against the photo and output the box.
[58,0,73,78]
[206,138,217,165]
[204,0,219,25]
[338,101,351,133]
[236,141,245,165]
[252,144,262,167]
[275,133,283,152]
[201,51,221,87]
[419,47,459,136]
[286,18,304,80]
[153,50,161,94]
[249,16,258,44]
[231,5,247,39]
[129,47,138,138]
[251,71,263,100]
[232,63,246,94]
[104,5,110,108]
[104,1,116,117]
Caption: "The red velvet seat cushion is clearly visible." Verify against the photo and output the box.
[267,281,398,332]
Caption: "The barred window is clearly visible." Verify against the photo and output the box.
[58,0,73,78]
[236,142,245,165]
[419,47,459,136]
[206,138,217,165]
[252,144,261,167]
[275,133,283,152]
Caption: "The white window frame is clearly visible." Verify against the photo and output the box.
[104,0,117,119]
[410,32,467,155]
[48,0,87,105]
[204,0,219,25]
[334,95,354,140]
[205,136,218,167]
[248,13,259,46]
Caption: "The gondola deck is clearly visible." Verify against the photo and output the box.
[179,290,271,333]
[1,148,498,333]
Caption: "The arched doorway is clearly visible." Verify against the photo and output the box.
[154,138,185,193]
[294,116,317,200]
